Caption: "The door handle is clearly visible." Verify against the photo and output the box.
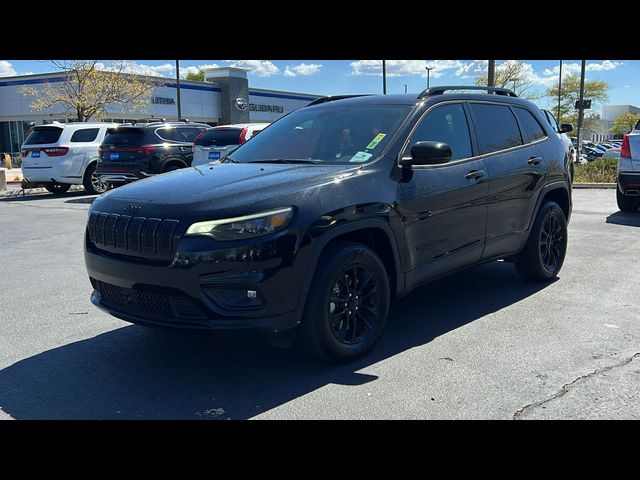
[465,169,485,180]
[528,156,543,165]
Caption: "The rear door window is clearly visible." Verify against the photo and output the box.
[156,128,179,142]
[23,127,63,145]
[513,107,547,144]
[468,103,523,154]
[70,128,100,143]
[195,128,242,147]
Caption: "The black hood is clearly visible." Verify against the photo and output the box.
[92,162,370,222]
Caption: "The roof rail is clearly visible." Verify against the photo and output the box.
[307,94,373,106]
[418,85,518,98]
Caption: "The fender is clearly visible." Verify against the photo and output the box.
[301,217,405,298]
[526,180,572,232]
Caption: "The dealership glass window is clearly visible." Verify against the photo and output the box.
[70,128,100,143]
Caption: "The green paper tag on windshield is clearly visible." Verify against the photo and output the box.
[366,133,386,150]
[350,151,373,163]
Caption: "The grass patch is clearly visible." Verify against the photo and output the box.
[574,157,618,183]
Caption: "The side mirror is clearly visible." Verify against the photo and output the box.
[559,123,573,133]
[401,141,452,166]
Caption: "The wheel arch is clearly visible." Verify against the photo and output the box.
[302,219,404,299]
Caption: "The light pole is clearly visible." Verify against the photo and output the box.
[175,60,182,120]
[425,65,435,89]
[382,60,387,95]
[487,60,496,87]
[557,60,563,123]
[576,60,587,154]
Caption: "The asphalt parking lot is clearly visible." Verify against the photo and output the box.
[0,188,638,420]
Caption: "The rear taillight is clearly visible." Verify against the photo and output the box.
[239,127,248,144]
[193,130,206,146]
[620,135,632,159]
[42,147,69,157]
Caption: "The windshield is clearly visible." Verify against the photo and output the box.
[229,104,411,164]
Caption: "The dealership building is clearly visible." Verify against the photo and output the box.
[0,67,320,155]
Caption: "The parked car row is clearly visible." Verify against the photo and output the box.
[20,120,270,194]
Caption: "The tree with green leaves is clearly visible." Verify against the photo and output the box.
[18,60,163,122]
[185,70,205,82]
[475,60,543,100]
[546,74,609,132]
[609,112,640,136]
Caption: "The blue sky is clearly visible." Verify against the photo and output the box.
[2,59,638,112]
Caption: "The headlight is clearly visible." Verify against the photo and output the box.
[185,207,294,241]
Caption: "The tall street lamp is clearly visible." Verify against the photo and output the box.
[425,65,435,89]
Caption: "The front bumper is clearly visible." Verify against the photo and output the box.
[84,229,309,336]
[618,171,640,195]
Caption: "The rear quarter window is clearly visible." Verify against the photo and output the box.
[70,128,100,143]
[513,107,547,144]
[23,127,63,145]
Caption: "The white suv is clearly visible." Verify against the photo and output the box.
[191,123,269,167]
[21,122,118,194]
[617,120,640,212]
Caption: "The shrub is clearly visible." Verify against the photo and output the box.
[574,157,618,183]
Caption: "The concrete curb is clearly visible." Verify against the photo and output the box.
[573,183,616,189]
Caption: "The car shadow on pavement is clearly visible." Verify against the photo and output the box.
[0,261,554,420]
[606,211,640,227]
[65,197,96,204]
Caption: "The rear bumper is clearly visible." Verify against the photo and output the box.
[618,171,640,195]
[21,165,83,185]
[96,168,155,183]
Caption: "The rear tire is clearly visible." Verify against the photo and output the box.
[83,163,110,195]
[515,201,567,281]
[616,187,640,212]
[44,183,71,194]
[296,242,390,363]
[163,163,182,173]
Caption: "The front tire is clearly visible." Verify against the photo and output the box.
[296,242,390,363]
[83,163,110,195]
[616,187,640,213]
[44,183,71,194]
[516,201,568,281]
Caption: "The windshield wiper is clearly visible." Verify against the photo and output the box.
[219,155,240,163]
[248,158,320,164]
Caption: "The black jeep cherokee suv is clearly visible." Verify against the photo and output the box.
[85,86,572,362]
[96,120,209,184]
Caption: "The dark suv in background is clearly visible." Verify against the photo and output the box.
[96,120,209,185]
[85,86,572,362]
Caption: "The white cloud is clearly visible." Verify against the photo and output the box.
[455,60,488,78]
[350,60,463,78]
[227,60,279,77]
[0,60,16,77]
[284,63,322,77]
[95,61,220,79]
[543,60,623,76]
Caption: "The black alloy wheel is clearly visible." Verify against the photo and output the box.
[328,265,381,345]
